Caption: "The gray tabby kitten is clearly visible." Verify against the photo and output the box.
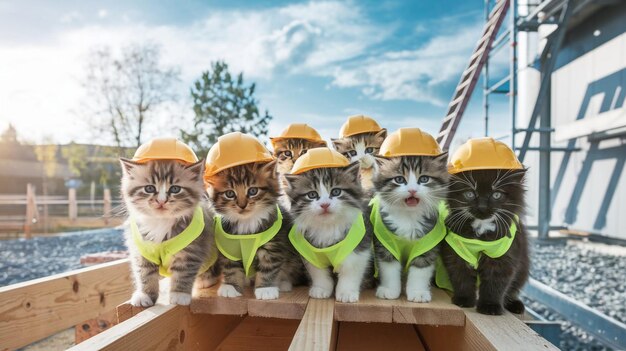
[373,154,449,302]
[285,162,373,302]
[205,160,305,300]
[120,159,219,306]
[332,129,387,192]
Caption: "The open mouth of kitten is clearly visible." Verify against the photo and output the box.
[404,196,420,207]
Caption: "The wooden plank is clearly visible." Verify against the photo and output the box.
[247,287,309,320]
[75,309,118,344]
[72,305,245,351]
[216,317,299,351]
[289,299,337,351]
[334,289,394,323]
[463,310,559,351]
[393,288,465,326]
[336,322,426,351]
[191,285,250,316]
[415,324,467,351]
[0,259,132,351]
[116,278,170,323]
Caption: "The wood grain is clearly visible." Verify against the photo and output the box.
[336,322,426,351]
[334,289,394,323]
[289,299,337,351]
[0,259,131,351]
[392,288,465,326]
[216,317,299,351]
[191,286,250,316]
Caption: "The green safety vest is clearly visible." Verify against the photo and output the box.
[215,206,282,277]
[288,215,366,272]
[131,206,216,277]
[435,216,518,291]
[370,197,448,272]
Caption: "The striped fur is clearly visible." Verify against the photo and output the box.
[285,163,374,302]
[371,154,449,302]
[120,158,219,306]
[273,138,327,175]
[205,161,305,300]
[332,129,386,192]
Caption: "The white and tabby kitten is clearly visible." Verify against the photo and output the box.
[332,129,387,192]
[373,154,448,302]
[205,160,305,300]
[120,159,218,306]
[285,162,373,303]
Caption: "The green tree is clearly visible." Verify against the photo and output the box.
[181,61,272,156]
[61,142,88,177]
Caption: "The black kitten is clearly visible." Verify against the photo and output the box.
[442,169,529,315]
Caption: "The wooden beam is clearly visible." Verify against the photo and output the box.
[71,305,244,351]
[191,285,249,316]
[393,288,465,326]
[0,259,131,351]
[75,309,118,344]
[289,299,337,351]
[334,289,394,323]
[247,288,309,320]
[336,322,426,351]
[216,317,299,350]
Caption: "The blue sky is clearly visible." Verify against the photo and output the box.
[0,0,512,147]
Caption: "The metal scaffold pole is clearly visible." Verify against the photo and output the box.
[510,0,517,151]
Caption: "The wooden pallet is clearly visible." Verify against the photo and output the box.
[69,280,558,351]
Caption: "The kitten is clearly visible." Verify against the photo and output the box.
[442,169,529,315]
[372,154,449,302]
[205,160,304,300]
[332,129,387,192]
[273,138,327,175]
[120,159,219,307]
[285,162,373,303]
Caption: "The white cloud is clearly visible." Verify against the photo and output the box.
[98,9,108,19]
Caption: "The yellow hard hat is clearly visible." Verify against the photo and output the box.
[290,147,350,175]
[270,124,326,148]
[339,115,382,138]
[204,132,274,177]
[132,138,198,164]
[379,128,442,157]
[448,137,523,174]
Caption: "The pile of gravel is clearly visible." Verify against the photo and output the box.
[524,239,626,351]
[0,229,126,287]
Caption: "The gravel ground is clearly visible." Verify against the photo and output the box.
[0,228,126,287]
[524,239,626,351]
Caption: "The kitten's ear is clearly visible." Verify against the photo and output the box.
[375,128,387,142]
[510,168,528,181]
[261,160,278,178]
[433,152,448,166]
[283,174,300,189]
[185,159,205,179]
[345,161,361,182]
[331,138,346,151]
[119,158,139,175]
[374,155,391,168]
[313,140,328,148]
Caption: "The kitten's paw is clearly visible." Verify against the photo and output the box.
[195,275,219,289]
[170,292,192,306]
[279,280,293,292]
[477,302,504,315]
[335,289,359,303]
[376,286,401,300]
[505,299,525,314]
[407,289,432,303]
[218,284,242,298]
[130,291,155,307]
[309,286,333,299]
[255,287,280,300]
[452,295,476,308]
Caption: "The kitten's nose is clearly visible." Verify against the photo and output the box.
[320,203,330,210]
[156,199,168,206]
[408,190,417,196]
[237,201,247,209]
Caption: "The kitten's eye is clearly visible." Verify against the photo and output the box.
[349,150,357,157]
[393,176,407,184]
[418,176,430,184]
[463,191,476,200]
[284,151,292,157]
[144,185,156,193]
[300,149,307,156]
[491,191,504,200]
[247,187,259,197]
[169,185,181,194]
[330,188,342,197]
[365,147,374,154]
[306,191,319,199]
[224,190,236,199]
